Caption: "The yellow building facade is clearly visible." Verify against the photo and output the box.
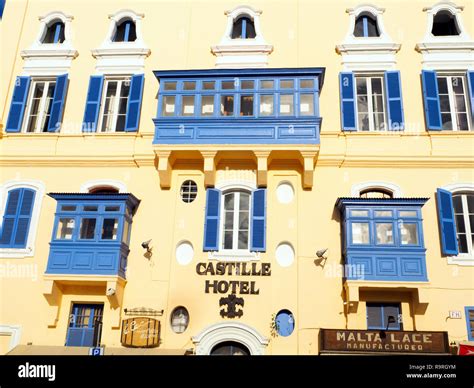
[0,0,473,355]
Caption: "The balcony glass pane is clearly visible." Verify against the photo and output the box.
[201,96,214,116]
[376,223,394,244]
[374,210,392,217]
[350,210,369,217]
[101,218,118,240]
[181,96,195,116]
[279,95,294,116]
[203,81,215,90]
[260,80,274,89]
[220,95,234,116]
[183,81,196,90]
[259,95,274,116]
[300,94,314,116]
[163,82,176,91]
[79,218,96,240]
[401,223,418,245]
[162,96,175,116]
[399,211,417,218]
[56,218,75,239]
[240,95,254,116]
[351,222,369,244]
[299,79,315,89]
[281,80,294,89]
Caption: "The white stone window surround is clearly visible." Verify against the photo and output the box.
[91,9,151,75]
[416,2,474,70]
[20,11,78,76]
[336,4,401,71]
[0,325,22,353]
[351,181,402,198]
[441,183,474,266]
[208,179,259,262]
[211,5,273,69]
[0,180,46,259]
[192,322,269,355]
[79,179,127,193]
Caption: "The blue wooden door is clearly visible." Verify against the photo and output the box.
[66,304,103,347]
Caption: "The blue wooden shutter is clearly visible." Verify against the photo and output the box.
[421,70,442,130]
[251,189,266,252]
[467,71,474,123]
[0,188,35,248]
[125,74,144,132]
[203,189,221,251]
[48,74,69,132]
[5,76,31,132]
[384,71,404,130]
[82,75,104,132]
[0,189,21,246]
[436,188,459,256]
[14,189,35,247]
[339,72,356,131]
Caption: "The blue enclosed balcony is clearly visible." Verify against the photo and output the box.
[336,198,429,283]
[153,68,324,145]
[152,68,325,189]
[45,193,140,278]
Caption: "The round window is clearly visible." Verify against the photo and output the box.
[276,182,294,204]
[276,242,295,267]
[180,180,198,203]
[170,306,189,334]
[176,241,194,266]
[275,309,295,337]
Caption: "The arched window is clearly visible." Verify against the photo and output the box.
[360,188,393,198]
[113,19,137,42]
[432,10,460,36]
[231,16,256,39]
[211,341,250,355]
[354,13,380,37]
[221,190,251,251]
[42,20,65,44]
[88,186,119,194]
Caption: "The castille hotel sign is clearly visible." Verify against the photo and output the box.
[196,261,271,318]
[320,329,450,354]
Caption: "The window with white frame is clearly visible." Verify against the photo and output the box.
[23,78,57,133]
[113,19,137,42]
[231,16,256,39]
[360,188,393,199]
[42,20,65,44]
[453,192,474,254]
[221,191,251,251]
[432,10,460,36]
[0,181,45,257]
[98,77,131,132]
[354,13,380,37]
[437,74,471,131]
[355,74,387,131]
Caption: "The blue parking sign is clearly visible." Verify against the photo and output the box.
[89,347,104,356]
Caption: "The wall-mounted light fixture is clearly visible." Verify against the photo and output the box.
[314,248,328,267]
[142,239,153,259]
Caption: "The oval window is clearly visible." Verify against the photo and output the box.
[276,309,295,337]
[170,306,189,334]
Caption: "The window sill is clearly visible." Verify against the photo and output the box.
[208,251,260,262]
[447,255,474,266]
[0,248,34,259]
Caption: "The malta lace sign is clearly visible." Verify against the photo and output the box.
[320,329,450,354]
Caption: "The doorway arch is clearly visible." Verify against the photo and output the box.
[210,341,250,355]
[192,322,269,355]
